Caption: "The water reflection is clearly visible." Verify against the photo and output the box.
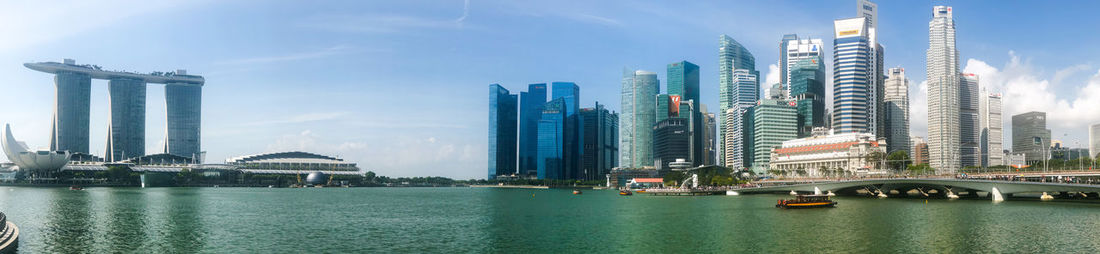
[164,189,205,253]
[105,189,147,252]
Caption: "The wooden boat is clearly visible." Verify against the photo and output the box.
[619,190,633,196]
[776,194,836,209]
[573,189,582,195]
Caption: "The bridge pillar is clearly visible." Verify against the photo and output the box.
[990,187,1004,202]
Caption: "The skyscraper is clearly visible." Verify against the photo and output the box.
[1090,123,1100,159]
[789,58,826,137]
[1012,112,1051,164]
[668,61,704,167]
[927,6,961,173]
[653,117,692,170]
[581,103,618,181]
[163,81,202,160]
[718,35,758,166]
[883,67,910,155]
[551,82,581,179]
[537,98,565,179]
[832,17,875,134]
[781,35,824,97]
[621,69,659,168]
[106,78,147,162]
[703,112,717,166]
[959,74,981,167]
[518,83,547,176]
[752,99,798,173]
[51,71,93,154]
[980,92,1004,167]
[724,69,759,168]
[488,84,518,179]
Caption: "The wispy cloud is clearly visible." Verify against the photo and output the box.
[0,0,207,52]
[244,112,351,126]
[562,13,622,27]
[456,0,471,23]
[215,45,354,65]
[297,4,478,34]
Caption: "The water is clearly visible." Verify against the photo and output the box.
[2,187,1100,253]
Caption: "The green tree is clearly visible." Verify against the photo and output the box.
[886,151,911,173]
[865,150,886,170]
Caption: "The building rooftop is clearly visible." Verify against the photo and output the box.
[24,59,204,85]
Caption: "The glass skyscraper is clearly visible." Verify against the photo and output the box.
[106,78,147,162]
[537,98,565,179]
[959,73,980,167]
[1011,112,1050,164]
[980,92,1003,167]
[724,69,758,168]
[551,82,581,179]
[718,35,758,167]
[667,61,704,167]
[51,71,92,154]
[883,67,911,155]
[518,83,547,176]
[620,70,659,168]
[832,17,874,134]
[488,84,518,179]
[581,103,618,181]
[789,58,826,137]
[164,83,203,160]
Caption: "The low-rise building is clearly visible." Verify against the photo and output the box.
[769,132,887,177]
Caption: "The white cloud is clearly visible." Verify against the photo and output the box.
[215,45,354,65]
[244,112,351,126]
[909,80,929,138]
[960,51,1100,145]
[764,63,781,87]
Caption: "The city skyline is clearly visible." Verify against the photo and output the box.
[3,1,1100,179]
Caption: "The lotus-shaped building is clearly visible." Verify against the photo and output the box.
[2,124,70,173]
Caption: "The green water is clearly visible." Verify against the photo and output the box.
[1,187,1100,253]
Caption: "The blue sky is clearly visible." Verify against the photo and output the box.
[2,0,1100,179]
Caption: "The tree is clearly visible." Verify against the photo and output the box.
[364,171,376,183]
[886,151,911,173]
[907,163,934,176]
[865,150,886,170]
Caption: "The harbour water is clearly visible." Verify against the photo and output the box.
[1,187,1100,253]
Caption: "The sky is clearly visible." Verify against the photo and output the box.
[2,0,1100,179]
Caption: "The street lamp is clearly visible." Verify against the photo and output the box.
[1034,137,1048,174]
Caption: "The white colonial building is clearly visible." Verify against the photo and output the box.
[769,131,887,177]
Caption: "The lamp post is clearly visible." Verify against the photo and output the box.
[1034,137,1048,174]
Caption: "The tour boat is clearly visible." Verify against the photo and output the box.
[776,194,837,209]
[69,186,83,191]
[573,189,582,195]
[619,190,633,196]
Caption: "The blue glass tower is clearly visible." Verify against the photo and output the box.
[518,83,547,176]
[488,84,518,179]
[667,60,703,166]
[537,98,566,179]
[551,82,582,179]
[832,17,873,134]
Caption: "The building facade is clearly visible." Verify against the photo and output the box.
[518,83,547,175]
[723,69,759,168]
[959,73,980,167]
[1012,111,1051,164]
[770,132,886,176]
[580,103,618,181]
[488,84,518,179]
[551,82,582,179]
[620,70,659,169]
[653,118,692,170]
[667,61,704,167]
[980,92,1004,167]
[718,35,758,166]
[790,58,826,138]
[537,98,566,179]
[1090,123,1100,160]
[752,99,799,173]
[832,17,877,135]
[927,6,962,173]
[703,112,717,166]
[883,67,910,155]
[106,78,147,161]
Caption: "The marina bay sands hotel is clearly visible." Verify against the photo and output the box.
[24,59,203,162]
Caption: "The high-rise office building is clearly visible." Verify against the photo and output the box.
[1091,123,1100,160]
[653,117,692,170]
[518,83,547,176]
[752,99,798,173]
[537,98,566,179]
[551,82,581,179]
[703,112,717,166]
[621,70,659,168]
[927,6,961,173]
[723,69,759,168]
[105,78,147,162]
[163,81,202,160]
[914,142,930,165]
[832,17,876,134]
[488,84,518,179]
[1012,112,1051,164]
[668,61,704,167]
[883,67,910,155]
[789,59,826,137]
[718,35,758,166]
[980,92,1004,167]
[959,74,980,167]
[781,35,825,98]
[581,103,618,181]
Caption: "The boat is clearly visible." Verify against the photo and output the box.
[776,194,837,209]
[619,190,633,196]
[69,186,83,191]
[636,189,647,193]
[573,189,582,195]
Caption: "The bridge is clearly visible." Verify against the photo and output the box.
[731,178,1100,202]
